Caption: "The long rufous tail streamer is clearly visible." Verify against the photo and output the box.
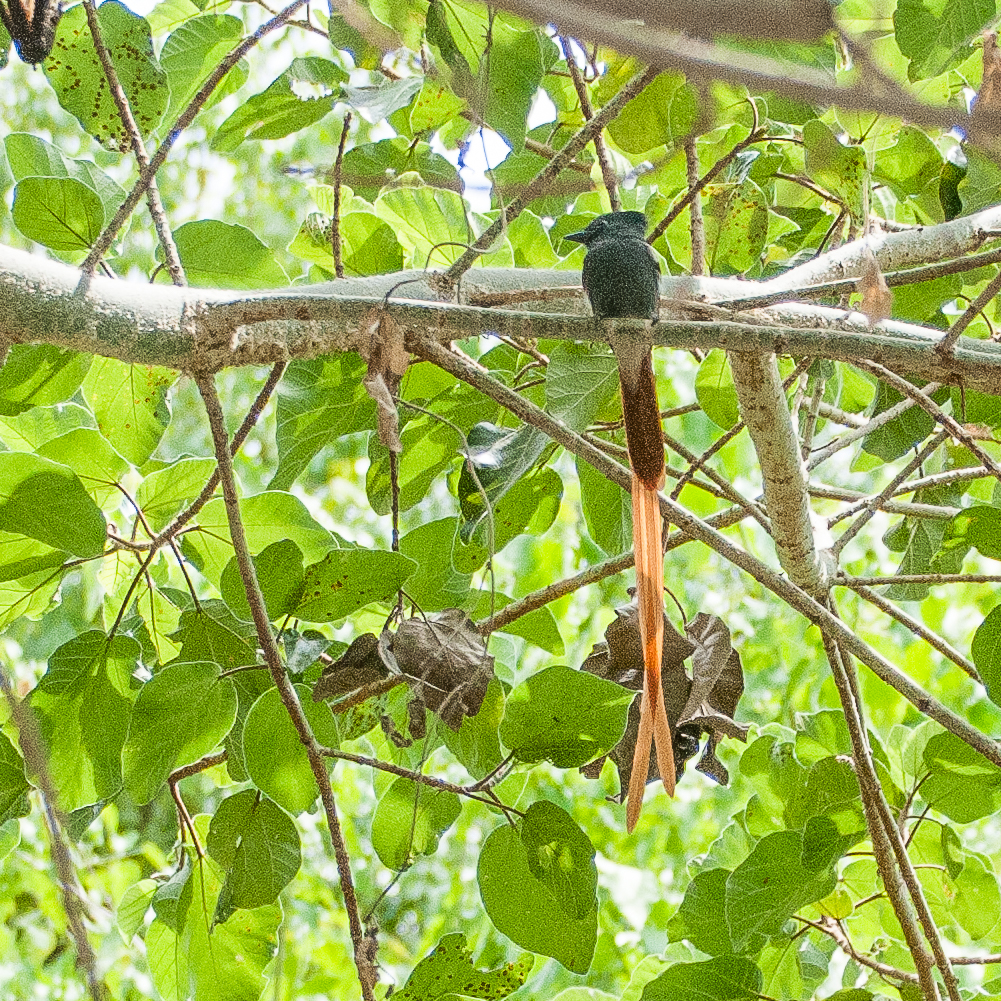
[615,349,675,833]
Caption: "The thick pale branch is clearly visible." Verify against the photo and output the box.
[730,351,827,590]
[5,244,1001,392]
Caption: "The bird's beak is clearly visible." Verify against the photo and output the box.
[564,231,586,244]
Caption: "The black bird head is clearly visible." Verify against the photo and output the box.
[564,210,648,248]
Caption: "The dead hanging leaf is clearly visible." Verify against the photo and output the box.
[972,32,1001,145]
[580,603,747,800]
[682,613,750,785]
[393,608,494,732]
[312,609,494,736]
[360,309,409,452]
[312,632,395,703]
[856,251,892,327]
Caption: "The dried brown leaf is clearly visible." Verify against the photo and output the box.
[856,251,893,326]
[393,608,494,731]
[581,603,747,801]
[360,309,408,452]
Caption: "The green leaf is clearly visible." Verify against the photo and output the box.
[973,603,1001,708]
[440,677,504,781]
[117,879,157,943]
[803,120,868,221]
[705,180,769,275]
[725,830,838,949]
[893,0,995,81]
[81,358,174,467]
[343,74,423,122]
[181,492,337,583]
[367,416,461,516]
[271,355,376,491]
[695,350,739,430]
[410,81,466,133]
[675,868,741,957]
[393,932,532,1001]
[36,429,129,509]
[453,467,563,571]
[212,57,346,151]
[11,177,104,252]
[478,803,598,973]
[122,661,237,804]
[641,957,763,1001]
[545,343,619,433]
[607,72,697,153]
[135,458,217,532]
[4,133,125,218]
[861,380,936,461]
[577,457,631,555]
[922,731,1001,822]
[0,819,19,865]
[375,185,512,269]
[294,548,416,623]
[482,26,556,153]
[0,730,30,825]
[46,1,168,150]
[0,452,106,558]
[457,423,550,543]
[399,518,472,612]
[951,851,1001,940]
[499,665,633,767]
[242,684,339,814]
[220,539,306,621]
[165,220,288,289]
[160,14,247,121]
[371,777,461,871]
[0,400,94,451]
[0,345,92,417]
[339,138,460,200]
[147,846,280,1001]
[289,210,405,276]
[29,631,139,811]
[207,789,301,913]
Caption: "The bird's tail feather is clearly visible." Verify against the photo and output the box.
[625,472,674,833]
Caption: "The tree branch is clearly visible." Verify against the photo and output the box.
[195,374,376,1000]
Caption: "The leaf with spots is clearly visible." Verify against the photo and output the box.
[293,548,416,623]
[45,1,168,151]
[82,358,174,468]
[393,932,533,1000]
[704,179,769,276]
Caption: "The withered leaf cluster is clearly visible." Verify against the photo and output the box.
[312,608,493,738]
[580,604,748,802]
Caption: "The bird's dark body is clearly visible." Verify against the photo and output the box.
[566,212,663,489]
[572,213,661,322]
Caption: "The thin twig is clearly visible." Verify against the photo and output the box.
[331,112,352,279]
[938,267,1001,354]
[685,137,706,276]
[82,0,185,285]
[848,585,980,682]
[196,374,376,1000]
[81,0,308,277]
[831,431,949,557]
[856,361,1001,481]
[440,65,658,287]
[0,667,107,1001]
[561,35,620,211]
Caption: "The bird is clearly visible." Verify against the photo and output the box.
[565,210,674,832]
